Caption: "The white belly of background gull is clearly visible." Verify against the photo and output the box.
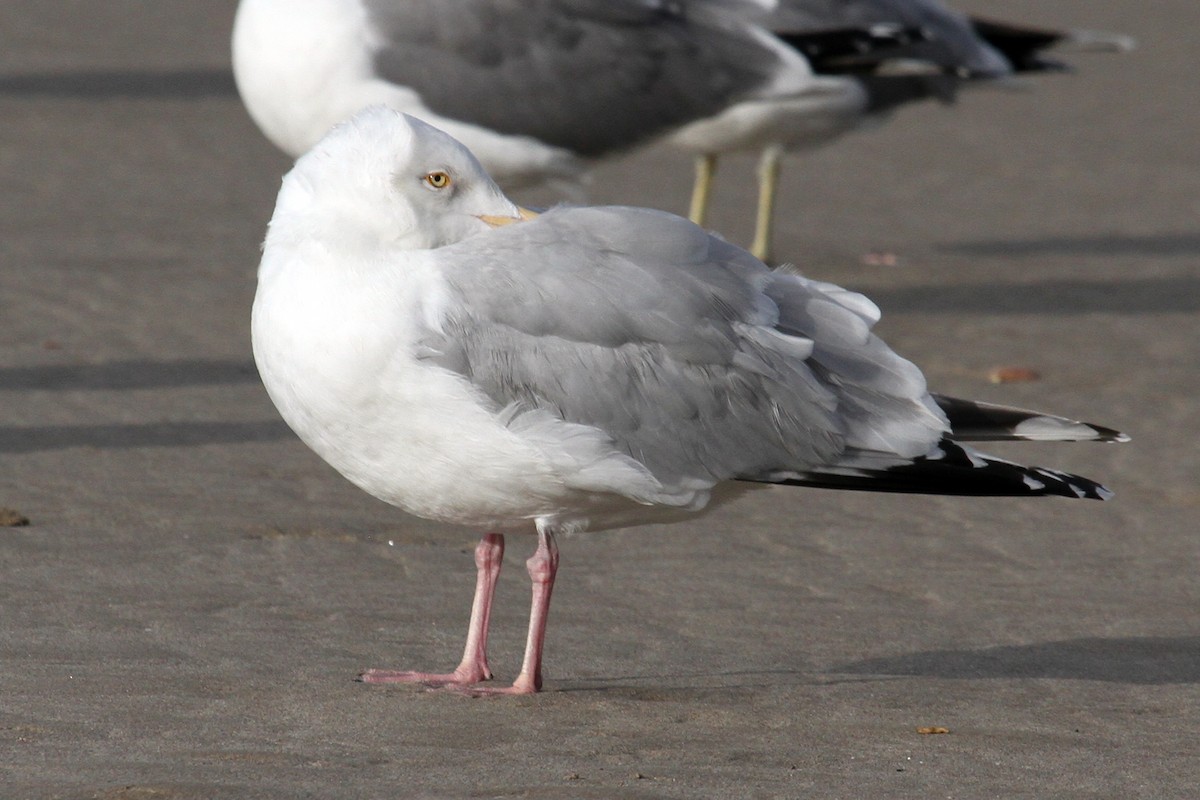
[251,107,1127,694]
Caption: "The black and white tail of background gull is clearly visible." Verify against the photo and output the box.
[759,395,1128,500]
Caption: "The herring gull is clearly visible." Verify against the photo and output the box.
[251,107,1127,694]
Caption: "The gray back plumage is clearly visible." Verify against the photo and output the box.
[418,206,945,489]
[362,0,787,156]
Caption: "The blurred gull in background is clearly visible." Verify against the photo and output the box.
[233,0,1131,261]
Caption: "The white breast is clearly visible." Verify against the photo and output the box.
[251,245,682,530]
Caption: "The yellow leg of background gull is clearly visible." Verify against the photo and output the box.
[751,144,784,264]
[688,153,717,227]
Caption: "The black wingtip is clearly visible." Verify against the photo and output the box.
[755,439,1115,500]
[931,394,1129,444]
[968,16,1134,72]
[775,25,934,75]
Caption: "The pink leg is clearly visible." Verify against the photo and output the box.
[462,524,559,696]
[359,533,504,686]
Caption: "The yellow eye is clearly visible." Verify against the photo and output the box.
[423,171,451,189]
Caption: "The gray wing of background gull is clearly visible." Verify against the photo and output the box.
[418,205,1121,499]
[363,0,791,158]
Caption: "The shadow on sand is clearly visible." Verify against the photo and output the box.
[868,275,1200,315]
[0,358,259,392]
[830,636,1200,685]
[0,68,236,98]
[941,233,1200,259]
[1,359,290,454]
[0,420,292,454]
[558,637,1200,694]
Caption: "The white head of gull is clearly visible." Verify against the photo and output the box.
[251,107,1126,694]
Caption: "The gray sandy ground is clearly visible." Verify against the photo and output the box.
[1,1,1197,797]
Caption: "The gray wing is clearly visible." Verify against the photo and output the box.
[361,0,786,156]
[420,206,946,490]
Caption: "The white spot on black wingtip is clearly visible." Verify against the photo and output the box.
[1013,416,1105,441]
[1031,466,1113,500]
[1022,475,1046,492]
[933,394,1129,443]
